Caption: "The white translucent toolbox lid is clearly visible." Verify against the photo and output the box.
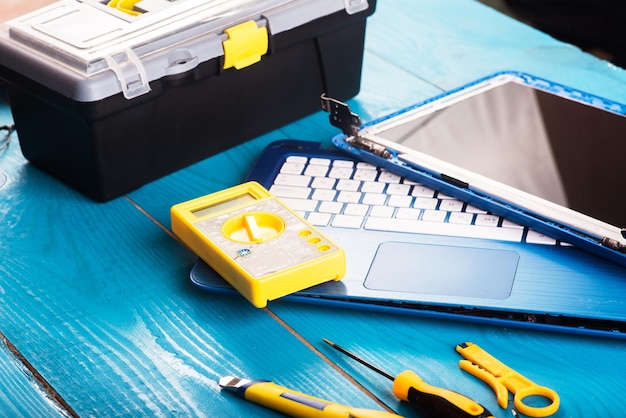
[0,0,370,101]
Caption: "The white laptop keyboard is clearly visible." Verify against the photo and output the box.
[268,156,560,246]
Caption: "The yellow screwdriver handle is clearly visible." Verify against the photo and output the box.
[393,370,494,418]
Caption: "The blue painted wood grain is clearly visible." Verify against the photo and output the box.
[0,336,68,417]
[2,0,626,417]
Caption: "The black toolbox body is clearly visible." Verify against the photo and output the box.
[0,0,376,201]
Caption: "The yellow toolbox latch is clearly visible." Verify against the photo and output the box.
[222,21,269,70]
[107,0,143,16]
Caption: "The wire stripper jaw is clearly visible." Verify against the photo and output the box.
[455,342,560,418]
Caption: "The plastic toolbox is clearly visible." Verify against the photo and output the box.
[0,0,376,201]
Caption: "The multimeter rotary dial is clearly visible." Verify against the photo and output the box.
[222,212,285,243]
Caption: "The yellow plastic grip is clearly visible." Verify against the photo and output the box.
[514,385,560,418]
[243,381,403,418]
[392,370,488,417]
[107,0,142,16]
[223,21,269,70]
[459,359,509,409]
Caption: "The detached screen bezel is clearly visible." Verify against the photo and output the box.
[363,77,626,228]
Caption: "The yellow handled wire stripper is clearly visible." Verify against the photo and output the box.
[456,342,560,417]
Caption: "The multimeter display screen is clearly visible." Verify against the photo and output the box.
[192,193,256,218]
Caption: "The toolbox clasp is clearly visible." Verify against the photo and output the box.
[105,49,151,99]
[222,20,269,70]
[344,0,369,14]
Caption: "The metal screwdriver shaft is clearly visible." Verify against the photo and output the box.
[322,338,394,381]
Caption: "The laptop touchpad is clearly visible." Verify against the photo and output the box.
[365,242,518,299]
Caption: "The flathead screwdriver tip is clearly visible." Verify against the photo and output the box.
[322,338,335,346]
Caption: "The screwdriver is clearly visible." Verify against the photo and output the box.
[322,338,494,418]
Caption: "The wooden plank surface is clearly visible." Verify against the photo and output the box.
[0,333,68,417]
[2,0,626,417]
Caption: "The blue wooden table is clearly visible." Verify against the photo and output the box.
[2,1,626,417]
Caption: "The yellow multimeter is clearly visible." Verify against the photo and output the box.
[170,182,346,307]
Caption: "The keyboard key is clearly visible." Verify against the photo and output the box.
[337,191,362,203]
[361,181,385,194]
[269,185,311,199]
[526,230,557,245]
[474,214,500,227]
[311,189,337,201]
[274,173,311,187]
[438,199,464,212]
[365,217,524,242]
[311,177,336,189]
[332,214,364,229]
[411,185,436,197]
[304,164,329,177]
[396,208,421,220]
[362,193,387,206]
[336,179,361,191]
[353,168,378,181]
[379,171,401,183]
[333,160,355,168]
[501,219,524,229]
[306,212,331,226]
[344,204,369,217]
[286,156,308,164]
[328,167,353,179]
[448,212,474,225]
[280,162,305,175]
[412,197,438,209]
[319,201,344,214]
[387,195,412,207]
[421,209,447,223]
[310,158,331,166]
[466,204,487,214]
[386,183,411,195]
[356,162,377,169]
[370,206,395,218]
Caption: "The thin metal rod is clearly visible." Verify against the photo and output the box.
[322,338,395,381]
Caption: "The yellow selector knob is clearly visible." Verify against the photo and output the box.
[222,212,285,243]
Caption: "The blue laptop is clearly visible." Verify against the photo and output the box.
[191,73,626,338]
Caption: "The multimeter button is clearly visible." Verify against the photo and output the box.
[317,244,332,252]
[223,212,284,243]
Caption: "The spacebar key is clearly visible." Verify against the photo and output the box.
[364,217,524,242]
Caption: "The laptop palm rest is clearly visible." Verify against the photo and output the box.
[365,242,519,299]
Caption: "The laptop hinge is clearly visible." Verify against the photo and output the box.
[321,94,392,159]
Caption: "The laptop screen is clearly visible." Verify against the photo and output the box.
[375,81,626,228]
